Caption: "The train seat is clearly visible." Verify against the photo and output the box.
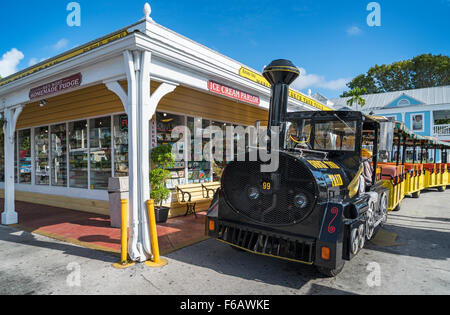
[381,165,398,181]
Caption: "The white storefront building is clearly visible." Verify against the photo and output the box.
[0,4,330,261]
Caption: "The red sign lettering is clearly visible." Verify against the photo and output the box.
[208,81,260,106]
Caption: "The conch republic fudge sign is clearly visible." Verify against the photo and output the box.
[238,67,332,111]
[29,73,82,100]
[208,81,260,106]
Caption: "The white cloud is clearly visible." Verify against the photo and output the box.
[28,57,49,67]
[28,58,38,67]
[0,48,24,77]
[319,78,351,90]
[347,26,362,36]
[53,38,69,51]
[291,68,350,92]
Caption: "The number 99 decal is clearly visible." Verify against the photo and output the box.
[262,182,272,191]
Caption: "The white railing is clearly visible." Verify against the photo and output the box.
[434,124,450,136]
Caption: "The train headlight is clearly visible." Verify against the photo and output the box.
[248,186,260,200]
[294,193,308,209]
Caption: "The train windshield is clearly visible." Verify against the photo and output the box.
[286,119,357,152]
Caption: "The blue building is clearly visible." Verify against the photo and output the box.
[331,85,450,161]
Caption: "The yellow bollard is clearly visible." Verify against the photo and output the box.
[113,199,135,269]
[145,200,168,268]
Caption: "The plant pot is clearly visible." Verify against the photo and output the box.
[155,206,170,223]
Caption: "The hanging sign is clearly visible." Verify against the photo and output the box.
[208,81,260,106]
[29,73,82,100]
[119,115,128,132]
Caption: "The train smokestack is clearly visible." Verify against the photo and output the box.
[262,59,300,144]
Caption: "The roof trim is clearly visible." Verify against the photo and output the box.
[0,26,135,88]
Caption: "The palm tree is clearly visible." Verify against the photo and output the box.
[346,87,367,111]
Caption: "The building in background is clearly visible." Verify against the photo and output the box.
[331,86,450,142]
[331,85,450,162]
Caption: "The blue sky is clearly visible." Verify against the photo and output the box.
[0,0,449,98]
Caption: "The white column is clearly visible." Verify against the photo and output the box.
[107,50,177,263]
[2,105,24,225]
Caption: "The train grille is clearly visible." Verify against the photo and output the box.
[222,154,317,226]
[216,221,315,264]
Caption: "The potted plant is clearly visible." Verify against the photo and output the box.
[150,145,175,223]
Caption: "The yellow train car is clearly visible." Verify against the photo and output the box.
[377,121,450,212]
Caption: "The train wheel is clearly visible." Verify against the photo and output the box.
[358,224,366,249]
[379,193,388,224]
[350,228,360,255]
[438,186,446,192]
[412,191,421,198]
[366,201,376,241]
[316,264,345,278]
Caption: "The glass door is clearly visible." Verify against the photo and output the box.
[113,114,129,177]
[34,126,50,185]
[51,124,68,187]
[18,129,32,184]
[89,117,112,190]
[69,120,88,188]
[187,117,211,184]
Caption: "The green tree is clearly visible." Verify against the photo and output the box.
[346,87,367,111]
[341,54,449,97]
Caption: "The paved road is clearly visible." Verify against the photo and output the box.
[0,189,449,295]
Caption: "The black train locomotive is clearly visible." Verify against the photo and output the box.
[206,59,389,277]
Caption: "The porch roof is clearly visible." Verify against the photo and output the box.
[0,4,329,113]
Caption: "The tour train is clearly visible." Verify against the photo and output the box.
[205,59,450,277]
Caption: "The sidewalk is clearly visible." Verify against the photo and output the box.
[0,200,209,256]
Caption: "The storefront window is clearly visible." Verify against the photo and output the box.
[0,127,4,182]
[35,126,50,185]
[232,124,247,161]
[157,112,186,188]
[187,117,211,184]
[18,129,32,184]
[90,117,112,190]
[51,124,67,187]
[211,121,229,182]
[69,120,88,188]
[113,114,128,177]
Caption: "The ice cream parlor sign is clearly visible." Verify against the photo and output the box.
[208,81,260,106]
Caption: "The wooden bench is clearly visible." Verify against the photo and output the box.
[176,182,221,218]
[201,182,221,199]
